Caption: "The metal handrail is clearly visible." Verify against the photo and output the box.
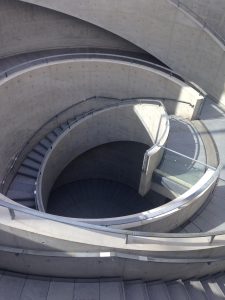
[169,0,225,47]
[0,95,194,193]
[0,51,205,95]
[35,99,169,213]
[0,163,221,243]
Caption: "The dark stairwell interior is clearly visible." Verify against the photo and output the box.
[47,141,169,218]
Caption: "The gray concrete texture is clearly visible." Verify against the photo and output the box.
[176,0,225,41]
[0,59,199,183]
[38,103,163,211]
[20,0,225,105]
[0,0,143,58]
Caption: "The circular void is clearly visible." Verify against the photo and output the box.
[48,179,168,218]
[47,141,169,218]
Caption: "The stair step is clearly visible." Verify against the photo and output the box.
[47,132,58,143]
[202,279,225,300]
[34,144,48,156]
[53,127,63,136]
[10,174,36,186]
[60,122,69,131]
[75,281,99,300]
[39,137,52,149]
[167,281,189,300]
[215,274,225,294]
[9,179,35,193]
[16,199,35,208]
[47,280,74,300]
[124,281,148,300]
[147,282,171,299]
[22,158,40,171]
[0,273,26,300]
[20,277,50,300]
[18,166,38,179]
[184,280,208,300]
[7,189,34,200]
[100,280,125,300]
[27,151,43,163]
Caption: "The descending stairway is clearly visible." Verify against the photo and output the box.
[6,123,69,209]
[152,117,207,199]
[5,111,212,227]
[48,178,168,218]
[1,271,225,300]
[6,114,207,214]
[180,98,225,233]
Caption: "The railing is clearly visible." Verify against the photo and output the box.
[0,162,221,245]
[0,51,205,96]
[35,99,169,214]
[169,0,225,47]
[0,96,194,194]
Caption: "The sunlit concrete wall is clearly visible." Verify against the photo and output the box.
[0,59,199,182]
[177,0,225,41]
[20,0,225,104]
[0,0,143,58]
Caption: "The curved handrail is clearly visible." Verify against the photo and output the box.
[0,95,193,193]
[35,99,169,216]
[0,164,220,242]
[0,51,205,96]
[169,0,225,47]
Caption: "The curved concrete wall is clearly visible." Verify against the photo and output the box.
[38,103,163,211]
[53,141,149,191]
[0,0,143,58]
[175,0,225,41]
[20,0,225,104]
[0,58,199,183]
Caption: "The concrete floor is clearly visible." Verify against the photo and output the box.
[47,178,168,218]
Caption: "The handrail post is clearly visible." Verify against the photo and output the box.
[210,235,215,244]
[8,208,15,220]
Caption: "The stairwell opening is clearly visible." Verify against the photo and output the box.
[47,141,169,218]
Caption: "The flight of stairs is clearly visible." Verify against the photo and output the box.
[1,271,225,300]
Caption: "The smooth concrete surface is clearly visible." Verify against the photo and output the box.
[181,99,225,232]
[48,179,168,218]
[0,0,224,285]
[1,271,225,298]
[0,0,144,59]
[0,57,199,184]
[20,0,225,105]
[174,0,225,42]
[37,102,164,211]
[54,141,149,191]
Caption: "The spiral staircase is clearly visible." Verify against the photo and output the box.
[0,0,225,299]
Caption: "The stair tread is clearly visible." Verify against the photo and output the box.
[167,281,189,300]
[184,280,208,300]
[124,281,148,300]
[0,274,26,300]
[27,151,43,163]
[34,144,47,156]
[18,166,38,179]
[75,282,99,300]
[7,189,34,200]
[202,279,225,300]
[20,277,50,300]
[22,158,40,171]
[47,280,74,300]
[100,281,125,300]
[39,138,52,150]
[147,282,171,300]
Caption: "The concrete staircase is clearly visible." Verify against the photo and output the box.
[6,115,207,215]
[1,271,225,300]
[7,121,73,209]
